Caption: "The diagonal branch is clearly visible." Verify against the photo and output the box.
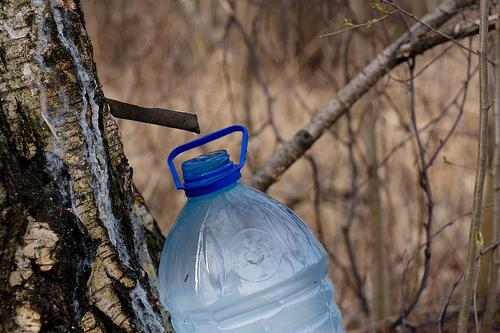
[250,0,487,192]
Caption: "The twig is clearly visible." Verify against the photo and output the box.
[304,156,352,296]
[354,63,479,214]
[221,18,238,125]
[412,43,455,80]
[425,37,474,169]
[342,109,370,315]
[316,10,399,39]
[380,0,477,55]
[392,56,434,328]
[305,155,326,246]
[336,33,370,315]
[438,239,500,332]
[222,0,282,143]
[385,62,477,161]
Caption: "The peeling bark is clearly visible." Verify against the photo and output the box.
[0,1,172,332]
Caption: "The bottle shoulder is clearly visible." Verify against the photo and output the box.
[166,183,324,259]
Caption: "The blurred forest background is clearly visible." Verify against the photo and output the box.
[81,0,493,331]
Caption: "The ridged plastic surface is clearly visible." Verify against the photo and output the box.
[158,183,343,333]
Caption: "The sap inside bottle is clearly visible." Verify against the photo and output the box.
[158,148,343,333]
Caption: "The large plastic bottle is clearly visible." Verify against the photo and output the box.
[158,125,343,333]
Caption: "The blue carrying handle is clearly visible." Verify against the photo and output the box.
[167,125,249,190]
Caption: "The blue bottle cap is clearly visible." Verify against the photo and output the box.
[181,150,241,197]
[167,125,248,197]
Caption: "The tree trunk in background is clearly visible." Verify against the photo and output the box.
[0,1,172,332]
[350,0,388,322]
[457,0,491,331]
[477,29,498,295]
[482,3,500,329]
[477,115,493,293]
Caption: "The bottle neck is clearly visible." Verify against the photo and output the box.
[185,170,241,197]
[181,150,241,197]
[186,181,239,201]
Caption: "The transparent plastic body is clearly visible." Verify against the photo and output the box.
[158,183,343,333]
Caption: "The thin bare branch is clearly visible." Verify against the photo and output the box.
[425,37,474,169]
[342,110,370,316]
[316,10,399,39]
[457,0,491,331]
[391,57,434,328]
[380,0,477,55]
[439,239,500,332]
[222,0,282,143]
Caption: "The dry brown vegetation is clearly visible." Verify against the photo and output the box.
[82,1,497,331]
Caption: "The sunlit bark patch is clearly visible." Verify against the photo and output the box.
[14,302,42,333]
[9,218,59,287]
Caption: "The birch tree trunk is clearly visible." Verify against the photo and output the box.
[0,1,172,332]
